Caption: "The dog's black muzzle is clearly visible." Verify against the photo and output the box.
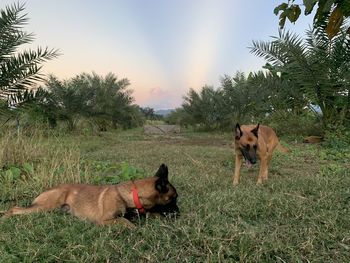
[240,148,257,165]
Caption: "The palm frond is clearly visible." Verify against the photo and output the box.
[0,46,60,92]
[0,3,34,59]
[249,39,286,66]
[0,3,60,100]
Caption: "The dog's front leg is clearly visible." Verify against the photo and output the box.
[257,158,268,185]
[233,154,242,186]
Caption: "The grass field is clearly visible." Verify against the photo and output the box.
[0,129,349,262]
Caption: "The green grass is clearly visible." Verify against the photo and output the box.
[0,129,349,262]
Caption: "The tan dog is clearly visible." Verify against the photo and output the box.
[2,164,178,228]
[233,123,288,186]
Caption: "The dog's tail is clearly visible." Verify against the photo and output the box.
[276,143,290,153]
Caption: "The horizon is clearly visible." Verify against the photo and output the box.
[1,1,314,110]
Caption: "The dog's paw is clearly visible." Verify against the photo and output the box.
[256,180,263,185]
[117,218,137,230]
[124,221,136,230]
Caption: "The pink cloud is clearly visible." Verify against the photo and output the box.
[149,87,167,96]
[138,87,183,109]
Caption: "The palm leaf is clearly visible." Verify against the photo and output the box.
[0,3,60,100]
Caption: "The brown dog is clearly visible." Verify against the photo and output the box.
[2,164,178,228]
[233,123,288,186]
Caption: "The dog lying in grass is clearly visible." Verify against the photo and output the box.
[2,164,179,228]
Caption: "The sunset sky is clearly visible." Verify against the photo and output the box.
[1,0,313,109]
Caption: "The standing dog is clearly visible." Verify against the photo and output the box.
[2,164,178,228]
[233,123,288,186]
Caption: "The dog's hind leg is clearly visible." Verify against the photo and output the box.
[3,188,67,218]
[3,204,45,218]
[233,154,243,186]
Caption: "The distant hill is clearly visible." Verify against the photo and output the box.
[155,109,174,116]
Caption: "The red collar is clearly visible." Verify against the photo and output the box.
[131,185,145,214]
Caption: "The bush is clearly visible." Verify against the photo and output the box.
[323,124,350,149]
[264,111,322,136]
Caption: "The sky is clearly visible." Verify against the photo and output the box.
[1,0,314,109]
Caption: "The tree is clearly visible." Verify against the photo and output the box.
[0,3,59,130]
[182,86,224,130]
[248,69,308,115]
[77,73,135,130]
[178,72,286,130]
[165,108,192,127]
[0,3,59,101]
[139,107,162,120]
[43,73,142,131]
[250,26,350,128]
[220,72,259,126]
[274,0,350,39]
[43,76,88,130]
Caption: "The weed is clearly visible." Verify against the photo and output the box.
[87,160,146,184]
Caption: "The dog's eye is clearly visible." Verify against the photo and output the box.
[253,145,257,149]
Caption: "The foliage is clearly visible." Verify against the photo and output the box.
[219,73,256,126]
[248,70,308,115]
[274,0,350,39]
[139,107,162,121]
[89,161,146,184]
[182,85,226,130]
[264,110,322,136]
[0,2,58,131]
[17,73,145,131]
[250,27,350,128]
[323,124,350,148]
[165,107,193,126]
[0,162,34,184]
[176,70,320,134]
[0,88,59,129]
[0,3,59,101]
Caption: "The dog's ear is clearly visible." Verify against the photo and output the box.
[235,123,243,140]
[155,164,170,193]
[155,177,169,193]
[155,163,168,180]
[251,123,260,138]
